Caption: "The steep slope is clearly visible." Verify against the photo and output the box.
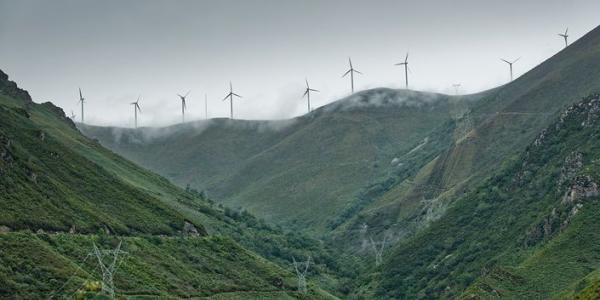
[81,89,470,233]
[336,24,600,248]
[0,70,338,299]
[367,93,600,299]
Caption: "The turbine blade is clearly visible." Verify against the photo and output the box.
[405,52,409,62]
[310,89,319,92]
[342,69,351,77]
[232,92,242,98]
[349,57,353,68]
[185,90,191,97]
[500,58,510,64]
[223,93,231,101]
[303,89,309,97]
[513,57,521,63]
[565,27,569,35]
[354,69,363,75]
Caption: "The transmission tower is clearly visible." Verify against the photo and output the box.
[292,256,311,294]
[91,241,128,298]
[369,236,387,266]
[359,223,369,252]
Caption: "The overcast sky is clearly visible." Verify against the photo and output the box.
[1,0,599,127]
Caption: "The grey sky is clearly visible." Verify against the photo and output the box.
[1,0,598,127]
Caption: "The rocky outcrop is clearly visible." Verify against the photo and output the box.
[525,175,600,246]
[183,221,200,237]
[562,175,600,204]
[0,69,33,107]
[558,152,584,187]
[557,94,600,129]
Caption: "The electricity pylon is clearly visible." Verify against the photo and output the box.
[369,236,387,266]
[91,241,128,298]
[292,256,311,294]
[359,223,369,252]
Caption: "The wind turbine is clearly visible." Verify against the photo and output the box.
[78,88,85,123]
[342,57,362,93]
[222,82,241,119]
[177,90,190,123]
[500,57,520,82]
[395,53,410,88]
[302,78,319,113]
[452,83,461,95]
[70,110,76,120]
[205,94,208,120]
[130,96,141,128]
[558,28,569,48]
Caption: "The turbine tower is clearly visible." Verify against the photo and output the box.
[78,88,85,123]
[177,90,190,123]
[130,96,141,128]
[205,94,208,120]
[222,82,242,119]
[342,57,362,93]
[558,28,569,48]
[302,78,319,113]
[395,53,410,88]
[501,57,520,82]
[452,83,462,95]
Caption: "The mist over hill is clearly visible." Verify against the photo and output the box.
[75,24,600,299]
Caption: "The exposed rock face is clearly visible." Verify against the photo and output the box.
[183,221,200,237]
[562,175,600,204]
[0,225,11,233]
[558,152,584,187]
[0,69,33,107]
[526,175,600,246]
[557,94,600,129]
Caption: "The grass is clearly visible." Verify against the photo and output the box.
[0,69,344,299]
[371,93,600,299]
[80,89,462,234]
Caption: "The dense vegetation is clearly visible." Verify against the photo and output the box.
[0,70,343,299]
[4,22,600,300]
[80,89,463,234]
[371,94,600,299]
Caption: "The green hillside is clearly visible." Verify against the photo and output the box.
[80,89,481,234]
[0,70,340,299]
[332,23,600,250]
[80,25,600,242]
[367,93,600,299]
